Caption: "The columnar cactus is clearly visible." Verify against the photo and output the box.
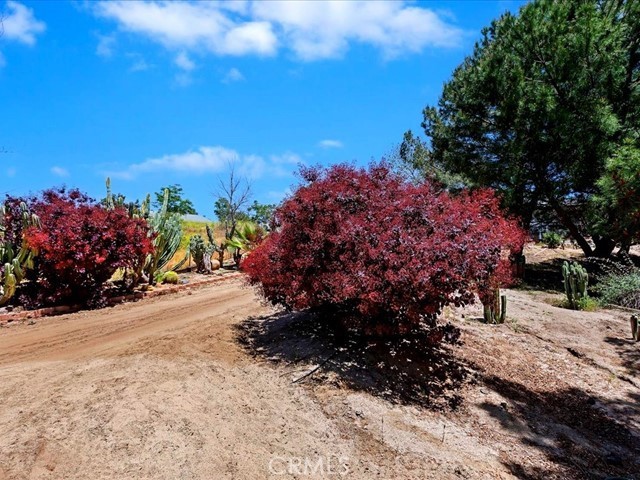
[483,288,507,324]
[188,233,216,273]
[630,315,639,342]
[562,260,589,309]
[104,177,150,219]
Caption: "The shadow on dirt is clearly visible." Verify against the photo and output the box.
[604,335,640,376]
[236,310,467,410]
[520,257,571,293]
[477,373,640,480]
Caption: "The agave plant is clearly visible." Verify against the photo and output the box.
[144,188,182,284]
[227,221,263,267]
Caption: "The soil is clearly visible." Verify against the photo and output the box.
[0,248,638,479]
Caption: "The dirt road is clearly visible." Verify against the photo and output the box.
[0,277,638,479]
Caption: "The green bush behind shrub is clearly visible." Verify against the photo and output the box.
[542,231,563,249]
[595,271,640,310]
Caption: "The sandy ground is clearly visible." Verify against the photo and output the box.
[0,269,638,479]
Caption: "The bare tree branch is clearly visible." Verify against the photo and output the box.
[216,162,252,239]
[211,162,252,268]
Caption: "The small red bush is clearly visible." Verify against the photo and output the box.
[243,163,525,335]
[23,188,153,307]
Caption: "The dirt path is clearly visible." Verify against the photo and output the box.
[0,278,638,479]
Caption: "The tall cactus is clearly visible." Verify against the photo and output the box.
[188,234,216,273]
[104,177,150,219]
[0,201,39,306]
[483,288,507,324]
[562,260,589,309]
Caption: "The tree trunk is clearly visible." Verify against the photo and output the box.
[620,239,632,255]
[592,236,616,258]
[548,197,593,256]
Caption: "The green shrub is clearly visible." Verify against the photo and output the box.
[595,271,640,309]
[161,271,179,284]
[542,231,563,249]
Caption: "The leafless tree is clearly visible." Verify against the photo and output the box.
[212,163,252,267]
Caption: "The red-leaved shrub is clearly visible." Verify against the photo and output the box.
[242,163,526,335]
[23,188,153,307]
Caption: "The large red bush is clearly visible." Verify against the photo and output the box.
[243,163,525,334]
[23,189,153,307]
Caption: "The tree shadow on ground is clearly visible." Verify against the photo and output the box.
[235,310,467,410]
[476,372,640,480]
[520,257,570,292]
[604,335,640,376]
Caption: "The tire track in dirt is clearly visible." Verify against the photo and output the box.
[0,279,263,365]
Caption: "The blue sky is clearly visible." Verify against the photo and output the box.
[0,0,525,216]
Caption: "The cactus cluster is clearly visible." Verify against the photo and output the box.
[188,226,218,273]
[161,271,179,284]
[562,260,589,309]
[0,201,39,306]
[105,180,184,284]
[483,289,507,324]
[104,177,150,219]
[187,234,212,273]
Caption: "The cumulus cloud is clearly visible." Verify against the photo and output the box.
[107,145,300,181]
[109,146,235,180]
[318,139,343,149]
[94,1,462,61]
[253,1,463,60]
[95,1,277,57]
[51,166,69,177]
[222,67,244,83]
[2,1,46,45]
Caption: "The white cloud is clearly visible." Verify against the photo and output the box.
[253,1,463,60]
[318,139,343,149]
[2,1,46,45]
[222,67,244,83]
[174,51,195,71]
[95,1,277,57]
[51,166,69,177]
[110,146,236,179]
[96,34,115,58]
[94,1,462,62]
[107,145,300,181]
